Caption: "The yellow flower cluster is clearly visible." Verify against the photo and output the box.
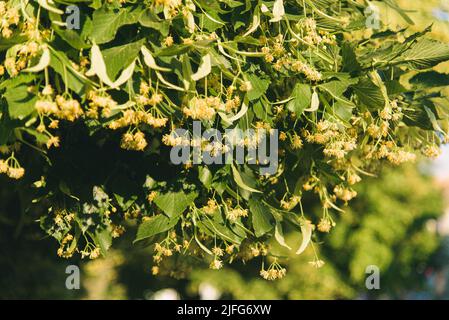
[261,34,323,81]
[35,87,83,122]
[317,217,333,233]
[333,185,357,202]
[80,247,101,259]
[290,60,323,82]
[109,109,168,130]
[422,145,441,159]
[55,95,83,121]
[202,199,219,214]
[260,261,287,281]
[87,91,117,118]
[120,131,148,151]
[323,138,357,159]
[0,158,25,179]
[0,1,20,39]
[46,136,60,149]
[303,120,357,159]
[162,133,191,147]
[367,141,416,165]
[183,96,223,121]
[153,239,182,266]
[291,133,303,149]
[249,243,268,257]
[226,207,248,222]
[298,18,336,47]
[309,259,325,268]
[224,95,241,112]
[111,225,126,238]
[154,0,182,18]
[4,41,40,76]
[304,120,339,144]
[212,246,224,257]
[347,170,362,185]
[209,258,223,270]
[57,234,75,259]
[280,195,301,211]
[367,122,389,139]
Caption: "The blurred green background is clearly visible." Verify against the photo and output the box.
[2,0,449,300]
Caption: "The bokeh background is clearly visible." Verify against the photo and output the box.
[2,0,449,300]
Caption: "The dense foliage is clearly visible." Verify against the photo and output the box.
[1,165,444,299]
[1,0,449,278]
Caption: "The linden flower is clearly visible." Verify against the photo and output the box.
[46,136,60,149]
[422,145,441,159]
[239,81,252,92]
[212,247,224,257]
[147,191,158,203]
[120,132,148,151]
[202,199,218,214]
[152,266,160,275]
[183,97,218,121]
[260,268,287,281]
[42,85,54,96]
[37,124,46,133]
[309,260,325,268]
[7,167,25,179]
[291,134,303,149]
[227,208,248,222]
[225,245,235,255]
[89,247,101,259]
[164,35,174,47]
[347,172,361,185]
[0,159,8,173]
[333,185,357,202]
[280,195,301,211]
[48,120,59,129]
[209,259,223,270]
[55,96,83,121]
[317,218,332,233]
[149,93,163,105]
[35,100,58,114]
[386,150,416,165]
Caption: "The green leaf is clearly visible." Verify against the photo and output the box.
[154,190,198,218]
[138,9,170,36]
[286,83,311,115]
[231,164,262,193]
[409,71,449,89]
[198,219,244,245]
[49,49,87,95]
[334,101,354,122]
[352,78,385,110]
[4,85,37,120]
[95,227,112,256]
[134,214,180,243]
[319,80,353,99]
[90,6,143,44]
[393,38,449,70]
[246,74,270,101]
[102,39,145,80]
[341,42,361,72]
[249,197,273,237]
[198,166,213,188]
